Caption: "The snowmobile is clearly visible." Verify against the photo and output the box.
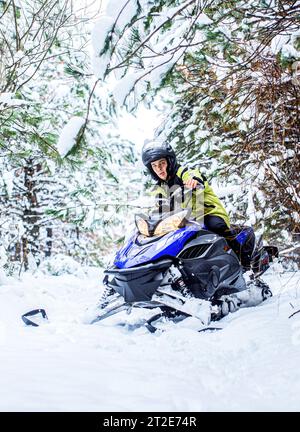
[91,206,278,333]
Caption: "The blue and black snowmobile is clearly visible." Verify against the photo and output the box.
[91,208,278,332]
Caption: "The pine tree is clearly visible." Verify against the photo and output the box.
[92,0,300,243]
[0,0,139,272]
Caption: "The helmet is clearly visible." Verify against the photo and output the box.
[141,140,177,181]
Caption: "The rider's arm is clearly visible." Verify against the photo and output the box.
[179,167,206,189]
[177,167,206,221]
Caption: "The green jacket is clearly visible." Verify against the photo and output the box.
[150,165,230,228]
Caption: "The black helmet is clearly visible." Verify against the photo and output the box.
[142,140,177,181]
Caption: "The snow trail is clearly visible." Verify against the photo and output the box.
[0,267,299,411]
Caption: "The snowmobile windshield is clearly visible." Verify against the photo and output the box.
[135,209,189,237]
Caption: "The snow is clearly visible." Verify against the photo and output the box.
[92,16,115,56]
[270,34,290,55]
[0,263,300,411]
[183,124,198,138]
[148,51,184,88]
[111,72,143,105]
[91,1,139,80]
[270,34,300,58]
[117,105,163,151]
[195,130,210,139]
[281,43,300,59]
[0,92,28,106]
[57,116,85,158]
[91,16,115,79]
[106,0,137,30]
[2,170,14,197]
[196,13,213,26]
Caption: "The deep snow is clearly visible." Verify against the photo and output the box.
[0,263,300,412]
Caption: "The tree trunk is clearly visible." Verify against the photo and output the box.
[21,159,42,270]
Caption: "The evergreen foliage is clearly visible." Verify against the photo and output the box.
[93,0,300,243]
[0,0,139,272]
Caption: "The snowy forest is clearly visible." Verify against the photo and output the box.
[0,0,300,413]
[1,0,299,275]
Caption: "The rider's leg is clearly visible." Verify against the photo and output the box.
[204,215,252,270]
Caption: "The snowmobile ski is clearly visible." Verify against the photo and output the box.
[22,309,48,327]
[90,302,129,324]
[154,287,220,325]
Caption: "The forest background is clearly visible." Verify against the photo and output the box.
[0,0,299,276]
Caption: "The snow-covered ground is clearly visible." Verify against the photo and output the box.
[0,263,300,412]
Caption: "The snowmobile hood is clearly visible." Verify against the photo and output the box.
[114,225,199,269]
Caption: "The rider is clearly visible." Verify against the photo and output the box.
[141,140,233,241]
[141,140,271,315]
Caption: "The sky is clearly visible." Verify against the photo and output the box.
[118,106,163,153]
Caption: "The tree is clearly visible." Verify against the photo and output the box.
[0,0,139,271]
[92,0,300,242]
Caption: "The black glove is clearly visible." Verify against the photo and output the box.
[220,296,240,316]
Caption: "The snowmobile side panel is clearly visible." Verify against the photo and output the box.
[177,236,246,299]
[104,259,173,302]
[114,225,200,269]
